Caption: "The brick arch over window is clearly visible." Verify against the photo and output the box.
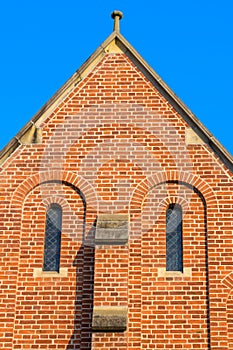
[221,272,233,290]
[40,196,70,212]
[10,171,98,213]
[129,171,217,349]
[13,175,96,348]
[130,170,217,215]
[129,170,217,248]
[156,195,190,216]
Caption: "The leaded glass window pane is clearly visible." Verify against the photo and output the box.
[166,204,183,272]
[43,204,62,272]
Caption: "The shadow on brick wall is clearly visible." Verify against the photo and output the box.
[66,224,96,349]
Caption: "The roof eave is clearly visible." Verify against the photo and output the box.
[1,31,232,172]
[115,33,233,171]
[0,32,117,164]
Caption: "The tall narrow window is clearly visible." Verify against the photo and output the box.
[166,204,183,272]
[43,204,62,272]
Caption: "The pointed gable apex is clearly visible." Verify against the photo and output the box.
[0,30,232,171]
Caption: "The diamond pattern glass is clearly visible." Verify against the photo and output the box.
[43,204,62,272]
[166,204,183,272]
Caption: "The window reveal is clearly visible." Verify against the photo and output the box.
[43,204,62,272]
[166,204,183,272]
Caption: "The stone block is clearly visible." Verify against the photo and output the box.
[92,306,127,332]
[95,214,129,245]
[186,128,204,145]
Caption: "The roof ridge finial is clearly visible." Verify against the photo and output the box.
[111,10,123,32]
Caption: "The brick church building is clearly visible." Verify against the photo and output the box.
[1,11,233,350]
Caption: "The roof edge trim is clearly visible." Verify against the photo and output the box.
[115,33,233,171]
[1,31,232,172]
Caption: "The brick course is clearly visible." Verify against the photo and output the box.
[0,41,233,349]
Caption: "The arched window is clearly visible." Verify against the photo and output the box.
[166,204,183,272]
[43,204,62,272]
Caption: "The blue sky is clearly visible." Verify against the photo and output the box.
[0,1,233,154]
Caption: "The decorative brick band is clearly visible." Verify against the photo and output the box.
[92,307,127,332]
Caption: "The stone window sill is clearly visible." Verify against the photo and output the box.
[33,268,68,278]
[158,267,191,278]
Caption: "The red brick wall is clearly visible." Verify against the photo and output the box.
[0,52,233,349]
